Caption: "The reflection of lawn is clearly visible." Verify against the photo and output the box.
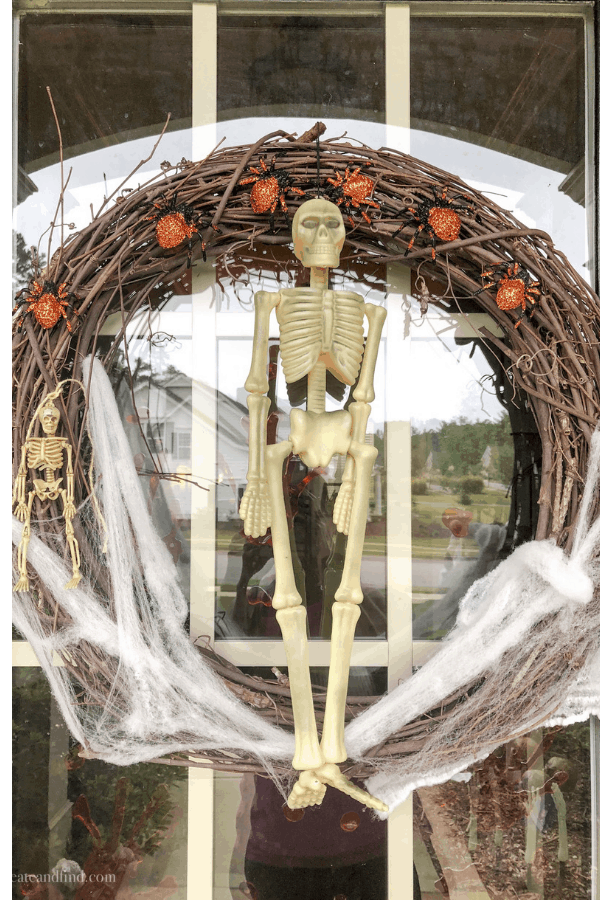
[412,538,477,559]
[413,489,510,525]
[214,486,510,557]
[412,488,510,559]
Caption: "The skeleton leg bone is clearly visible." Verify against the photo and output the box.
[14,490,35,592]
[313,436,388,813]
[62,490,82,589]
[267,440,324,773]
[285,435,388,813]
[322,438,379,763]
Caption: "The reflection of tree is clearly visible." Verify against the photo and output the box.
[13,671,186,900]
[13,232,46,293]
[419,726,591,899]
[412,414,514,482]
[68,759,185,863]
[71,778,181,900]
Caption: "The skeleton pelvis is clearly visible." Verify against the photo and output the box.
[33,477,63,500]
[290,409,352,468]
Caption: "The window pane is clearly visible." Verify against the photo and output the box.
[217,15,385,123]
[414,723,592,898]
[14,13,194,640]
[410,15,588,276]
[13,668,189,898]
[411,16,584,168]
[96,289,195,610]
[408,290,532,641]
[215,257,388,640]
[18,14,192,174]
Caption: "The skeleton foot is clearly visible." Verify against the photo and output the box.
[318,763,388,812]
[64,573,81,590]
[13,575,30,592]
[287,770,327,809]
[287,764,388,812]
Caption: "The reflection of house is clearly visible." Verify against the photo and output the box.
[131,371,385,523]
[132,371,249,522]
[137,370,192,461]
[216,391,250,523]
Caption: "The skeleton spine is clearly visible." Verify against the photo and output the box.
[307,360,327,414]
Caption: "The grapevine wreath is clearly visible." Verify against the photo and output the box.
[12,123,600,799]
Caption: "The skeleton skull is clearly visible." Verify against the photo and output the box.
[39,402,60,435]
[292,198,345,268]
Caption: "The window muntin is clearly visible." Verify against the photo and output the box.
[214,257,388,640]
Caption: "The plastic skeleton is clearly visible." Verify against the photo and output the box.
[240,198,388,812]
[13,396,81,592]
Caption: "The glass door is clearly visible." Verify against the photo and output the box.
[12,3,597,898]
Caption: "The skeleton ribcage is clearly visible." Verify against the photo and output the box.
[27,438,64,473]
[277,288,365,385]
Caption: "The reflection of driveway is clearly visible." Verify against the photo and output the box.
[217,551,387,590]
[412,558,447,588]
[218,552,448,591]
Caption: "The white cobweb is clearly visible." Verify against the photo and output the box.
[12,356,295,772]
[12,357,600,816]
[350,429,600,815]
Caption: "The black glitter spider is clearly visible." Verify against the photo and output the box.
[323,164,380,225]
[476,261,541,328]
[145,194,219,267]
[239,156,305,231]
[401,187,474,260]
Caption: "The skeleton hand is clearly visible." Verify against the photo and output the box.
[287,763,388,812]
[332,481,354,535]
[14,502,28,522]
[64,500,76,521]
[239,480,271,538]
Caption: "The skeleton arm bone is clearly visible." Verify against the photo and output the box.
[333,304,387,535]
[353,303,387,404]
[239,291,280,538]
[13,445,29,515]
[63,442,76,520]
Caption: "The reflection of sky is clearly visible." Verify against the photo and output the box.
[215,116,388,156]
[15,119,587,284]
[14,129,193,252]
[410,129,588,280]
[409,338,504,430]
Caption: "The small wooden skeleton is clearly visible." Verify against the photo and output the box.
[14,395,81,591]
[240,198,388,811]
